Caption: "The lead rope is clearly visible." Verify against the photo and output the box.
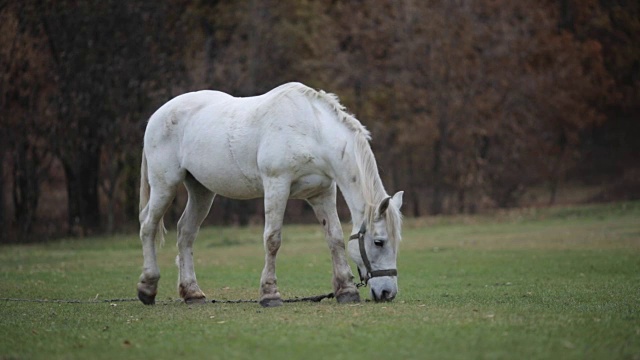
[1,294,336,305]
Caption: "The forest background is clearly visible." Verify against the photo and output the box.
[1,0,638,242]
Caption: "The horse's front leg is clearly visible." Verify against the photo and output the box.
[308,187,361,303]
[259,178,290,307]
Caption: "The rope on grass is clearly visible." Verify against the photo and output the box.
[0,292,336,305]
[0,297,148,304]
[209,292,335,304]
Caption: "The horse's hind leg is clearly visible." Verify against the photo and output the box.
[259,178,290,307]
[307,185,360,303]
[138,184,177,305]
[176,173,215,304]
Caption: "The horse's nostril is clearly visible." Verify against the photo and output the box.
[374,289,394,302]
[372,288,396,302]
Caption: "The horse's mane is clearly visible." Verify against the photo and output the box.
[289,83,403,248]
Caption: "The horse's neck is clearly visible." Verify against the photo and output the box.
[311,92,386,233]
[337,179,367,236]
[332,137,385,235]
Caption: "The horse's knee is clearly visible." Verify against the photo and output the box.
[176,226,198,248]
[263,229,282,255]
[139,206,149,225]
[140,219,159,240]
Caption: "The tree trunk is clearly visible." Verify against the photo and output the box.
[457,189,466,214]
[64,148,101,236]
[0,147,5,242]
[548,131,568,205]
[431,118,447,215]
[12,141,40,241]
[123,152,140,226]
[404,152,421,217]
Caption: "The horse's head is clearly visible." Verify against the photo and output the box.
[348,191,403,302]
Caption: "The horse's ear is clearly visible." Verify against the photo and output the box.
[377,196,391,217]
[391,191,404,210]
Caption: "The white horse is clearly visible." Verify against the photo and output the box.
[137,82,404,306]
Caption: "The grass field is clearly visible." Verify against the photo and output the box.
[1,202,639,359]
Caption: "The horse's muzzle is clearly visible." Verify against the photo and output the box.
[369,277,397,302]
[371,287,396,302]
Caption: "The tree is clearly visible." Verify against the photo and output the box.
[0,2,56,241]
[1,0,632,241]
[558,0,640,182]
[395,0,613,211]
[38,0,187,234]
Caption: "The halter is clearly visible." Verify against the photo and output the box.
[348,221,398,287]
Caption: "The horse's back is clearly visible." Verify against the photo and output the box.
[143,84,340,198]
[146,83,316,139]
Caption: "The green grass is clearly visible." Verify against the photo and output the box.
[1,202,639,359]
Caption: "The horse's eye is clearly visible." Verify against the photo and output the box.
[373,239,385,247]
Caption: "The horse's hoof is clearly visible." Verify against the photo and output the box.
[184,296,207,305]
[137,290,156,305]
[336,292,361,304]
[259,298,283,307]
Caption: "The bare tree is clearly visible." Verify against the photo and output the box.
[0,2,56,241]
[38,0,187,235]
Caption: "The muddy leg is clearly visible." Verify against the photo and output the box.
[138,186,176,305]
[259,178,290,307]
[176,174,215,304]
[308,185,360,304]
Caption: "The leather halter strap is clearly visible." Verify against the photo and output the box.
[349,224,398,285]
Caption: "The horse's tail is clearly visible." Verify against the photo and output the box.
[139,148,166,247]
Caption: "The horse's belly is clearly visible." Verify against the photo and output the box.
[206,179,264,199]
[186,158,264,199]
[186,154,332,200]
[181,119,265,198]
